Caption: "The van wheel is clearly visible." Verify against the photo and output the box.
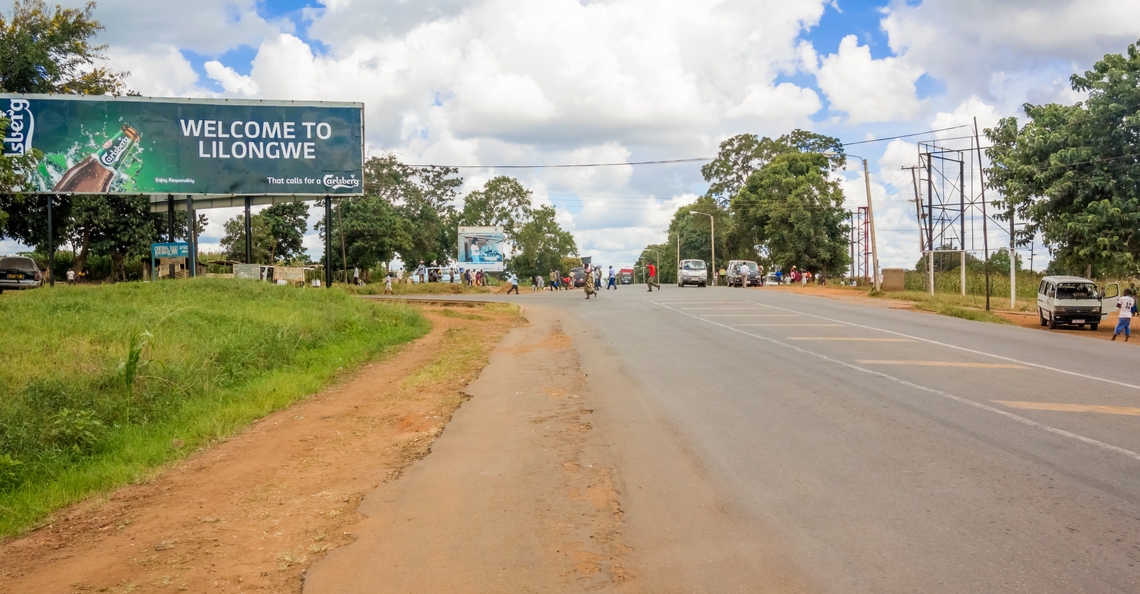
[1039,308,1047,326]
[1048,315,1057,330]
[1090,323,1099,331]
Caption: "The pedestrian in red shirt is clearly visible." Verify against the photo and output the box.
[647,262,659,292]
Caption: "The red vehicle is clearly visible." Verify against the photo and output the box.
[619,268,634,284]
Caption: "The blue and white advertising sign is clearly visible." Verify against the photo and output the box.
[457,226,505,272]
[152,242,190,258]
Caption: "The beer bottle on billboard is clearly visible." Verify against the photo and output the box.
[53,124,141,193]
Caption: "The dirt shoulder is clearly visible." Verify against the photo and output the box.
[0,303,520,594]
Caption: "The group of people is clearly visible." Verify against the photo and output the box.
[772,266,823,286]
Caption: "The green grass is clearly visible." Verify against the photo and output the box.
[0,278,429,536]
[875,289,1037,313]
[909,301,1014,325]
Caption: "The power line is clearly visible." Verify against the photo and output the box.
[407,126,978,169]
[406,157,712,169]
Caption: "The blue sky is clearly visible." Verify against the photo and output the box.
[7,0,1140,270]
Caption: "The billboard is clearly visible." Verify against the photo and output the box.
[457,226,505,272]
[1,94,363,196]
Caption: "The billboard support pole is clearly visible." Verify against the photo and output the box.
[166,194,174,241]
[186,195,195,278]
[244,197,252,264]
[46,194,54,287]
[324,195,332,288]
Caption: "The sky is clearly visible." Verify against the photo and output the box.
[7,0,1140,271]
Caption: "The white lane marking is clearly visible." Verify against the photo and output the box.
[682,307,776,310]
[736,323,845,327]
[700,314,801,317]
[738,297,1140,392]
[787,338,915,342]
[646,299,1140,464]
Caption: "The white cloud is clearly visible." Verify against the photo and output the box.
[105,45,208,97]
[815,35,925,123]
[881,0,1140,108]
[204,61,259,96]
[84,0,279,55]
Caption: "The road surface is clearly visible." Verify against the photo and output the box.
[308,286,1140,593]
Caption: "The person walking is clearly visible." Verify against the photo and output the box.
[555,269,562,290]
[507,272,519,295]
[647,262,659,292]
[66,269,76,285]
[1112,288,1135,342]
[416,261,426,284]
[384,273,394,295]
[607,266,617,290]
[593,266,602,290]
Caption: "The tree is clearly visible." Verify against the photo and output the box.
[701,130,845,205]
[364,154,462,269]
[0,0,125,95]
[326,195,411,272]
[0,1,125,242]
[510,205,577,280]
[733,152,849,277]
[662,196,731,280]
[77,194,154,281]
[220,214,273,264]
[261,201,309,263]
[913,244,981,273]
[986,39,1140,277]
[986,247,1023,273]
[460,176,534,248]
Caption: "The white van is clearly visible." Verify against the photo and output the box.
[1036,275,1120,330]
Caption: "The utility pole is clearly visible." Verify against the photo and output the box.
[46,194,54,287]
[974,117,991,311]
[905,166,932,295]
[829,152,879,290]
[1009,209,1016,309]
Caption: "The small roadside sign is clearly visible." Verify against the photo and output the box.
[152,243,190,258]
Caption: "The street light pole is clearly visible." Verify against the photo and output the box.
[690,211,715,286]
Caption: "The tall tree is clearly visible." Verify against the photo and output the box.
[510,205,577,280]
[733,152,849,277]
[261,200,309,263]
[219,214,273,264]
[0,1,125,241]
[79,194,154,281]
[0,0,126,95]
[986,39,1140,277]
[460,176,534,248]
[701,130,845,205]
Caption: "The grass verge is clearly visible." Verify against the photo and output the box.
[0,278,429,536]
[343,282,494,296]
[910,301,1014,325]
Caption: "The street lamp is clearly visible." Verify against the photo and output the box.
[690,211,715,286]
[825,151,879,291]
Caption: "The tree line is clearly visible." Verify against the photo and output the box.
[636,130,851,282]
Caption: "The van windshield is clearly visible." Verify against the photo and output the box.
[1056,283,1098,299]
[683,261,705,270]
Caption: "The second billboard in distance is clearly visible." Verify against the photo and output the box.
[1,94,363,195]
[457,226,505,272]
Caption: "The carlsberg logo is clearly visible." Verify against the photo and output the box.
[100,135,131,166]
[323,174,360,190]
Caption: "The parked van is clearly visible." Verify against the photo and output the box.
[726,260,761,287]
[1036,275,1120,330]
[678,259,708,287]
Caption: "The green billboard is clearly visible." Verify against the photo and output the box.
[1,94,363,196]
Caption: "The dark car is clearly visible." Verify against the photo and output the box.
[569,266,588,287]
[0,256,43,292]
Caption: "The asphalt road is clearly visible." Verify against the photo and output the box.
[536,284,1139,592]
[346,285,1140,592]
